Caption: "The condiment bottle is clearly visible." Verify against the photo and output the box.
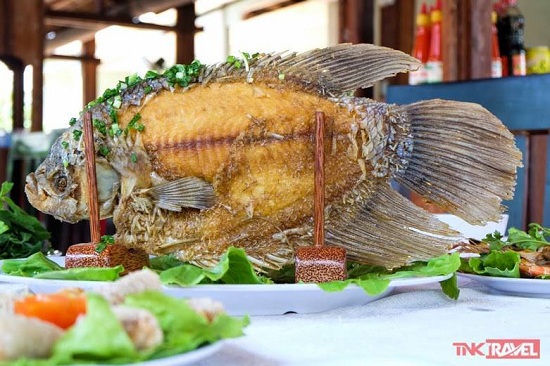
[496,0,526,77]
[409,1,431,85]
[491,11,503,78]
[426,0,443,83]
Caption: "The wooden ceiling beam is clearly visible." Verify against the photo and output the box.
[45,10,177,32]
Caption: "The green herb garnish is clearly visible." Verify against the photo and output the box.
[130,152,138,163]
[69,117,77,126]
[61,141,69,149]
[99,146,110,157]
[95,235,115,253]
[93,119,107,135]
[73,129,82,141]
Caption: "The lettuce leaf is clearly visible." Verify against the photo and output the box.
[34,265,124,281]
[1,252,63,276]
[465,250,521,278]
[50,293,138,365]
[318,253,461,299]
[2,252,123,281]
[159,247,271,286]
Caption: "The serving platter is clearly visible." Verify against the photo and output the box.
[459,273,550,298]
[0,256,452,315]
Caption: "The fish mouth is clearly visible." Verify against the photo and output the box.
[25,172,81,223]
[25,172,44,203]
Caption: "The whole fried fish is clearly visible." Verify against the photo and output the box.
[25,44,522,270]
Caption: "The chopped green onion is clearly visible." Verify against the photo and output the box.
[96,235,115,253]
[144,86,153,94]
[73,130,82,141]
[69,117,77,126]
[93,119,107,135]
[61,141,69,149]
[130,152,138,163]
[99,146,110,157]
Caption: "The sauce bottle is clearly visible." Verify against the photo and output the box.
[496,0,526,77]
[409,2,431,85]
[426,0,443,83]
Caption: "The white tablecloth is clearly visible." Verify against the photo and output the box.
[196,278,550,366]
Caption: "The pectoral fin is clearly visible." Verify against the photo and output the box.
[148,177,215,211]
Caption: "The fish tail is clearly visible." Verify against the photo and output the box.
[394,99,523,224]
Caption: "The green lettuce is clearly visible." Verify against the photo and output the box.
[464,250,521,278]
[2,252,123,281]
[317,253,461,299]
[159,247,272,285]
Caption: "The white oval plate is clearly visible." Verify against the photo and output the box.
[459,273,550,298]
[0,257,451,315]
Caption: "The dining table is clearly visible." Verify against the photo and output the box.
[194,276,549,366]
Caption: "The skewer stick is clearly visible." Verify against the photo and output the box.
[83,111,101,244]
[313,111,325,247]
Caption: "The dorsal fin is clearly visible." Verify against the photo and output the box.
[147,177,215,211]
[204,44,420,96]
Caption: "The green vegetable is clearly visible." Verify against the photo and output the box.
[95,235,115,253]
[1,252,62,276]
[159,246,272,285]
[1,252,123,281]
[317,253,461,299]
[72,129,82,141]
[0,182,50,259]
[464,250,521,278]
[35,265,124,281]
[460,223,550,279]
[484,223,550,251]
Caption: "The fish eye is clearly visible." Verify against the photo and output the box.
[55,175,68,192]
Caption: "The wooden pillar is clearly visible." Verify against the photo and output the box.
[338,0,374,97]
[1,0,45,131]
[442,0,492,81]
[82,40,98,106]
[379,0,415,86]
[176,3,195,64]
[338,0,374,45]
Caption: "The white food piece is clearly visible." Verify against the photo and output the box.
[95,268,162,304]
[112,305,163,350]
[186,297,226,322]
[0,284,29,313]
[0,313,64,361]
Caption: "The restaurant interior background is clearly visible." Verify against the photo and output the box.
[0,0,549,251]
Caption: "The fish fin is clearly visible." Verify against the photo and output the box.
[148,177,215,211]
[394,99,522,224]
[208,44,420,95]
[327,182,458,268]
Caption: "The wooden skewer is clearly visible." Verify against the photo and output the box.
[294,111,346,283]
[313,111,325,247]
[83,111,101,244]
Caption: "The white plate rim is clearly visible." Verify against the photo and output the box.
[127,341,223,366]
[459,272,550,296]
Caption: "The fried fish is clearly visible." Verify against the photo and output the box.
[25,44,522,270]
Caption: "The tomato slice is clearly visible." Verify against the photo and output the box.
[14,289,87,329]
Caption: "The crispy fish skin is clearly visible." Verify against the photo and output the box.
[25,44,522,270]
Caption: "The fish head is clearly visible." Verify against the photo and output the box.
[25,131,120,223]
